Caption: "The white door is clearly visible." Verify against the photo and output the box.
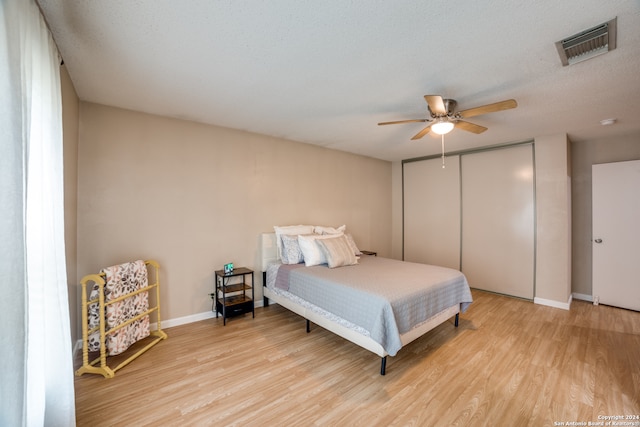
[592,159,640,311]
[403,156,460,269]
[460,144,535,299]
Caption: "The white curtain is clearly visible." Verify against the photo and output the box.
[0,0,76,426]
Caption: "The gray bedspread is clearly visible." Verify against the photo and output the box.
[275,256,473,356]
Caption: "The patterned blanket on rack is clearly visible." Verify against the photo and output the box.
[88,260,150,355]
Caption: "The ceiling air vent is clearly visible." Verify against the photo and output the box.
[555,17,617,66]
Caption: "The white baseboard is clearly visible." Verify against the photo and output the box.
[534,294,572,310]
[572,293,593,302]
[156,311,215,329]
[161,298,265,328]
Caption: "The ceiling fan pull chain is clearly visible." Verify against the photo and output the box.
[441,134,446,169]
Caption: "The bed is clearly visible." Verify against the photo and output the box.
[260,230,473,375]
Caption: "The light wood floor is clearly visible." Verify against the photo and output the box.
[74,290,640,426]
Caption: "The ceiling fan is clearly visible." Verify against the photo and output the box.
[378,95,517,140]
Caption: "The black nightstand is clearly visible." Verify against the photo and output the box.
[213,267,254,325]
[360,250,377,256]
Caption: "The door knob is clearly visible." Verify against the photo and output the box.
[594,238,603,243]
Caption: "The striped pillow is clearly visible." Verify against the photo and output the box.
[317,235,358,268]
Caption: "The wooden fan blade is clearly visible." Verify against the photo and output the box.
[424,95,447,115]
[455,120,488,134]
[411,124,433,140]
[458,99,517,118]
[378,119,429,126]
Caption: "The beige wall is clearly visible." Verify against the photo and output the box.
[61,65,79,342]
[76,102,392,326]
[571,132,640,297]
[391,161,403,260]
[533,134,572,306]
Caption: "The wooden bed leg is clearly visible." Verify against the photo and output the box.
[455,313,459,327]
[306,319,311,333]
[380,357,387,375]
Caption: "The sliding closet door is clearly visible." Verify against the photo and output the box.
[460,144,535,299]
[403,156,460,269]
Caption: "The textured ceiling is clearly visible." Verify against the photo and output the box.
[38,0,640,162]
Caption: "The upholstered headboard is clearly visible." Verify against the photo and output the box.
[260,233,278,272]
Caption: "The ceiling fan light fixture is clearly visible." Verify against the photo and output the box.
[431,120,454,135]
[379,94,517,140]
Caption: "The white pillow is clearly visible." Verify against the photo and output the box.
[280,234,304,264]
[274,225,314,260]
[314,224,346,235]
[298,233,343,266]
[317,235,358,268]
